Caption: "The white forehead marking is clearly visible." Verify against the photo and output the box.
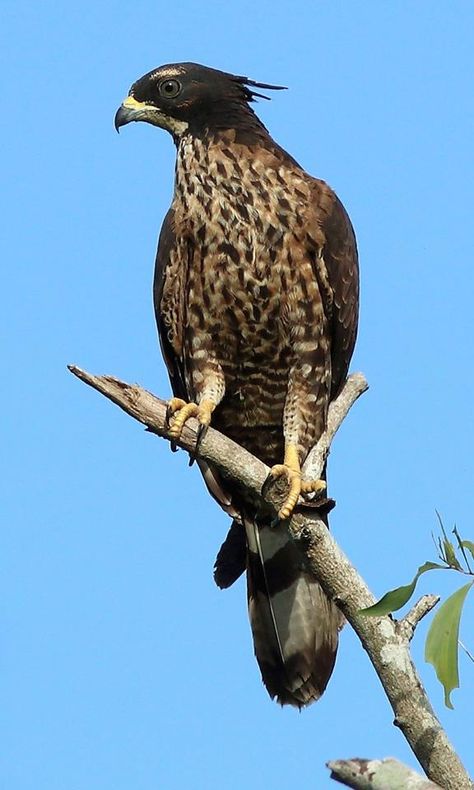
[151,66,186,80]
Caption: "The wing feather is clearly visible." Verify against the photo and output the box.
[153,208,188,400]
[308,185,359,398]
[154,207,237,515]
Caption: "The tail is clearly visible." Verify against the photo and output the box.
[215,514,343,707]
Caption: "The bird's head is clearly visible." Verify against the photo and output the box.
[114,62,286,141]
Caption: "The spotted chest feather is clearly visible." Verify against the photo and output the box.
[161,134,328,361]
[158,132,335,461]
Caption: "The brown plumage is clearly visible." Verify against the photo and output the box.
[115,62,359,707]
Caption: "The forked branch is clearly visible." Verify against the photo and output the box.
[68,365,472,790]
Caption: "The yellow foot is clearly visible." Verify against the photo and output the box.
[166,397,215,441]
[268,444,326,520]
[301,479,327,496]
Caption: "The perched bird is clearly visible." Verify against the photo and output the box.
[115,62,359,707]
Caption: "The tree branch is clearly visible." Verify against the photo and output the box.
[397,595,441,642]
[68,365,472,790]
[327,757,443,789]
[68,364,268,497]
[303,372,368,480]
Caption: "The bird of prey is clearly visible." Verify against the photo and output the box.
[115,62,359,707]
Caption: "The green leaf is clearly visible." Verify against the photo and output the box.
[461,540,474,562]
[361,562,445,616]
[425,582,473,709]
[443,538,462,570]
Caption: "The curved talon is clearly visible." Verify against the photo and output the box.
[166,397,187,426]
[301,479,326,496]
[166,397,215,442]
[168,401,200,439]
[269,463,302,520]
[196,422,210,447]
[268,443,327,520]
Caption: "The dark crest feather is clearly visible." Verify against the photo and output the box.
[234,75,287,102]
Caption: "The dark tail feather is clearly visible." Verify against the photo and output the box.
[214,519,247,589]
[215,514,343,707]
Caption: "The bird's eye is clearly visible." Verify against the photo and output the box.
[158,79,182,99]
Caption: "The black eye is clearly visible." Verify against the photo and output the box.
[158,79,182,99]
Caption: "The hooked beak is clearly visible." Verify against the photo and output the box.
[114,95,157,132]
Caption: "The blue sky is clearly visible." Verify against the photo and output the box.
[2,2,474,788]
